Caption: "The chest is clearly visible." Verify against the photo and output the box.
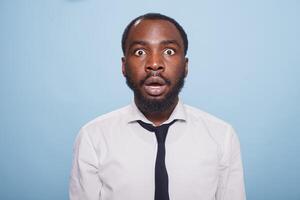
[96,126,220,199]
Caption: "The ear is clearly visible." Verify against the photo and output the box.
[121,57,126,77]
[184,57,189,77]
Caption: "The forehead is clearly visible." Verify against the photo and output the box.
[126,19,183,46]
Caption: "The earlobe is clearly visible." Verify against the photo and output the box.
[184,57,189,77]
[121,57,126,77]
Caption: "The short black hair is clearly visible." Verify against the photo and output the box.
[121,13,188,56]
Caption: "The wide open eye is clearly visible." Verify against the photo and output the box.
[164,48,175,56]
[134,49,146,56]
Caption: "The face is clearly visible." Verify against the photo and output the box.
[122,19,188,113]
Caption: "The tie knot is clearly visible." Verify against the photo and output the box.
[137,120,176,143]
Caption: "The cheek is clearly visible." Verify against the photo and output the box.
[165,55,185,66]
[165,58,186,75]
[125,62,146,82]
[126,58,146,72]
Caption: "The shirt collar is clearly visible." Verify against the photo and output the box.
[127,99,187,125]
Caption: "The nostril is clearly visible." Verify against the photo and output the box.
[145,65,164,73]
[157,66,164,71]
[146,66,153,71]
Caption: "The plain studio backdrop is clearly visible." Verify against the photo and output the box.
[0,0,299,199]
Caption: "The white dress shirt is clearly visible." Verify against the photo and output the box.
[69,101,246,200]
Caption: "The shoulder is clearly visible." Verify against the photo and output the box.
[74,105,132,149]
[75,105,131,144]
[81,105,131,132]
[184,104,231,127]
[183,104,237,143]
[72,105,132,152]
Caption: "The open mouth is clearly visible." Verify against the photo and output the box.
[143,77,167,96]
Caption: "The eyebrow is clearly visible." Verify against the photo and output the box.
[128,40,148,50]
[160,39,181,47]
[128,39,181,50]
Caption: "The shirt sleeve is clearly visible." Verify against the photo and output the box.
[216,126,246,200]
[69,128,102,200]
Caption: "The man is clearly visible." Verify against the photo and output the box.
[69,13,246,200]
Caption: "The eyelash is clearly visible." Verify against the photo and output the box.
[164,48,176,55]
[132,48,176,56]
[133,49,146,56]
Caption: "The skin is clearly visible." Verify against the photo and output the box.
[122,19,188,126]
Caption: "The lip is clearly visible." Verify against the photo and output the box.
[144,85,167,96]
[143,77,167,96]
[144,76,166,86]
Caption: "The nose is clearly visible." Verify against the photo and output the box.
[145,53,164,74]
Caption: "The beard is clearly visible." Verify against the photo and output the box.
[125,70,186,114]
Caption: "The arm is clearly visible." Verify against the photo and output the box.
[216,126,246,200]
[69,128,102,200]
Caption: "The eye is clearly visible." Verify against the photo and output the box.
[164,48,175,55]
[134,49,146,56]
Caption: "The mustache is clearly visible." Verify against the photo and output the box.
[139,72,171,86]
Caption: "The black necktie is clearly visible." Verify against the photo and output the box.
[137,120,176,200]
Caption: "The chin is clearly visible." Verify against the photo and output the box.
[135,92,177,113]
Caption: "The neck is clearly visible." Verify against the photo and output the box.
[135,97,179,126]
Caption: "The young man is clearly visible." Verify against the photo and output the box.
[69,13,246,200]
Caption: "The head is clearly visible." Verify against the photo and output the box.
[122,13,188,56]
[121,13,189,113]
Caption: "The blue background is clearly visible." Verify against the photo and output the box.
[1,0,299,199]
